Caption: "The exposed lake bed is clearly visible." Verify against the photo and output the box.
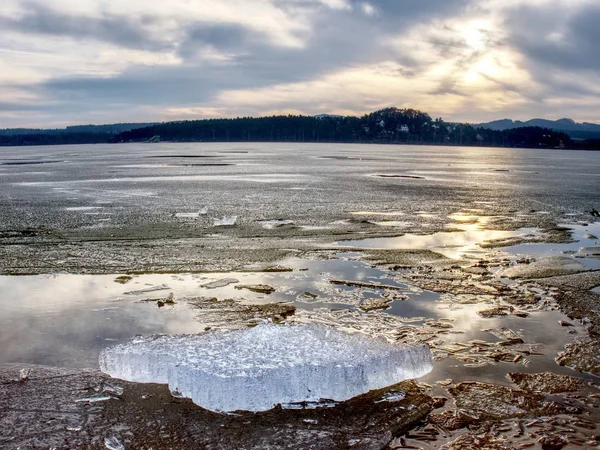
[2,143,600,449]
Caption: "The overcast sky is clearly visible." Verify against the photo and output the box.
[1,0,599,128]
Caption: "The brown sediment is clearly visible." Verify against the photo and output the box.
[0,364,433,450]
[508,372,584,394]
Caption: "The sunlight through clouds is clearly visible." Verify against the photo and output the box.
[0,0,598,127]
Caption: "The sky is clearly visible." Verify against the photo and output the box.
[1,0,599,128]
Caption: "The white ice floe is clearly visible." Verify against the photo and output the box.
[123,284,170,295]
[175,206,208,218]
[99,324,433,412]
[213,216,237,226]
[259,220,295,229]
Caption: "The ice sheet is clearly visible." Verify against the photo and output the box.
[100,324,433,412]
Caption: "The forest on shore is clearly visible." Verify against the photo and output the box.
[2,108,599,150]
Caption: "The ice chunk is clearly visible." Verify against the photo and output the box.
[75,395,112,403]
[124,284,170,295]
[259,220,295,229]
[499,256,586,279]
[100,324,433,412]
[104,436,125,450]
[201,278,240,289]
[175,207,208,218]
[213,216,237,227]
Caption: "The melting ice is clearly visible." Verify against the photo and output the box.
[99,324,433,412]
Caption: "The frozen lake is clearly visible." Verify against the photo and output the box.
[1,142,600,233]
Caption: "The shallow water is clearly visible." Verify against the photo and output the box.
[1,232,598,388]
[505,222,600,269]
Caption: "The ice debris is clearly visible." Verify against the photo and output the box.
[124,284,170,295]
[99,324,433,412]
[499,256,586,279]
[175,206,208,218]
[104,436,125,450]
[259,219,295,229]
[213,216,237,227]
[201,278,240,289]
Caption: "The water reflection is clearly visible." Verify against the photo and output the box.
[505,222,600,269]
[338,227,528,259]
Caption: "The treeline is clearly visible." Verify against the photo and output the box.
[0,123,157,137]
[0,132,110,146]
[113,108,576,149]
[1,107,599,149]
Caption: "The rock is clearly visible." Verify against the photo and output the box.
[500,257,587,279]
[425,320,454,329]
[114,275,133,284]
[432,396,448,409]
[359,298,392,312]
[508,372,584,393]
[478,306,510,318]
[478,306,529,318]
[235,284,276,294]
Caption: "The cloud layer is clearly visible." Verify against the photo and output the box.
[1,0,599,127]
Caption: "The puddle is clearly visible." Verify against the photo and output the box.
[337,228,529,259]
[505,222,600,269]
[0,252,593,389]
[0,274,207,368]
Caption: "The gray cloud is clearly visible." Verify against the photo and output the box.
[0,3,170,51]
[3,0,599,127]
[506,3,600,72]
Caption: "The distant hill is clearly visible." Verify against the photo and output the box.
[475,118,600,139]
